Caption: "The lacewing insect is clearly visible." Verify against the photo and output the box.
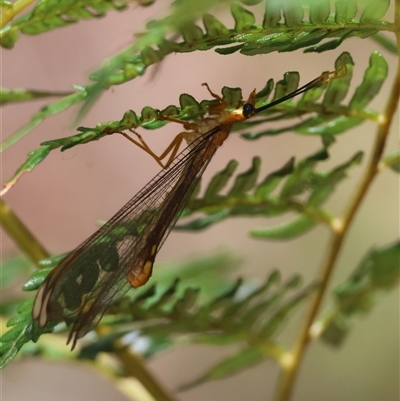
[32,62,346,349]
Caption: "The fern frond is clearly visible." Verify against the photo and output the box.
[0,91,85,152]
[80,270,318,388]
[78,0,392,116]
[316,241,400,346]
[0,87,73,105]
[0,0,133,48]
[0,252,237,368]
[3,52,385,194]
[382,150,400,173]
[175,147,363,237]
[0,259,58,369]
[0,250,313,377]
[2,1,393,131]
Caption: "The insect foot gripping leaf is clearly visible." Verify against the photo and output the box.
[31,59,346,350]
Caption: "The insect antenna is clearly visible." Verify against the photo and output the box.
[242,58,347,118]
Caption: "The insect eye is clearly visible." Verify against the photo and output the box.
[243,103,254,118]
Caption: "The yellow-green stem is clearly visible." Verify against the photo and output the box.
[275,4,400,400]
[1,197,49,263]
[0,0,37,29]
[115,341,178,401]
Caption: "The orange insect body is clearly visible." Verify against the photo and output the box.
[32,62,346,349]
[180,83,257,146]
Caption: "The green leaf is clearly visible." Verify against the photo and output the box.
[203,13,229,37]
[308,0,330,24]
[0,257,68,368]
[20,258,315,381]
[22,267,53,291]
[360,0,390,23]
[178,347,265,390]
[1,147,50,194]
[320,314,350,346]
[251,214,316,240]
[280,148,329,200]
[321,242,400,347]
[180,22,204,45]
[282,0,304,26]
[369,242,400,289]
[0,87,73,105]
[221,86,243,108]
[382,150,400,173]
[0,91,85,152]
[251,150,363,239]
[349,51,388,110]
[204,160,239,200]
[322,52,354,107]
[0,297,55,369]
[220,270,281,320]
[334,0,357,23]
[254,157,295,198]
[141,46,160,66]
[321,133,336,149]
[175,209,231,230]
[1,0,130,47]
[6,313,31,327]
[369,33,398,55]
[295,115,365,136]
[0,256,32,289]
[254,78,274,100]
[241,0,264,5]
[0,323,33,368]
[2,0,390,125]
[241,275,300,328]
[0,29,18,49]
[307,151,363,206]
[262,0,281,27]
[179,94,201,115]
[241,52,381,140]
[259,281,318,337]
[180,134,364,235]
[231,3,255,32]
[228,157,261,196]
[273,72,300,101]
[82,1,390,113]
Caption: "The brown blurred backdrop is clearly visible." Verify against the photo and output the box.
[2,3,399,401]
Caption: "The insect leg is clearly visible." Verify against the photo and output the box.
[201,82,228,113]
[156,109,200,132]
[318,56,348,85]
[120,130,185,169]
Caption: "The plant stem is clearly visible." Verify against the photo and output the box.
[275,9,400,401]
[0,198,49,263]
[0,0,37,29]
[115,341,178,401]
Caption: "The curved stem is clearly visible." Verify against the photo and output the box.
[115,342,178,401]
[0,197,49,263]
[275,7,400,401]
[0,0,37,29]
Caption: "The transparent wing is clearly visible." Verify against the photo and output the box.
[33,126,222,348]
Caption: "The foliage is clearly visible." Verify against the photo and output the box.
[320,241,400,346]
[1,51,388,192]
[1,1,399,401]
[1,253,238,368]
[178,146,364,237]
[0,0,393,149]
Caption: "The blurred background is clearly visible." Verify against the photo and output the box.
[2,2,399,401]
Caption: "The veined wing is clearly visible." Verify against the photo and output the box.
[32,125,223,348]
